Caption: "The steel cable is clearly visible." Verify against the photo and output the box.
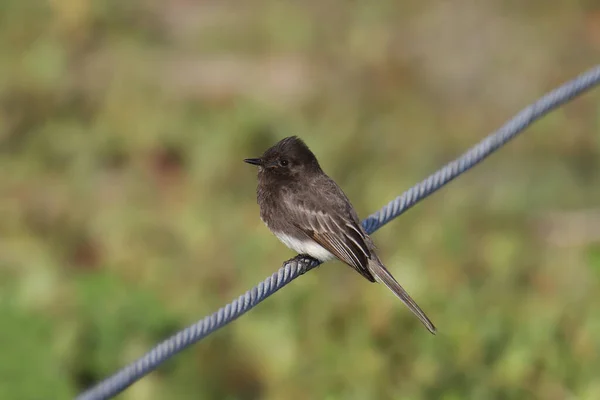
[77,65,600,400]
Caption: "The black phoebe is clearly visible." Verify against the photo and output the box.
[244,136,436,334]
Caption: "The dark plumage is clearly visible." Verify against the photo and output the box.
[244,136,436,334]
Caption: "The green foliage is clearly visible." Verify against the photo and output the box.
[0,0,599,399]
[0,298,73,399]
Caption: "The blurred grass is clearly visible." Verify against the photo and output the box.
[0,0,599,399]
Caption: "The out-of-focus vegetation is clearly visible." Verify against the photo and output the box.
[1,0,599,399]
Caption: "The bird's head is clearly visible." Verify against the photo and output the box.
[244,136,320,178]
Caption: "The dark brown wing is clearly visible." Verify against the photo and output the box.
[282,186,376,282]
[282,179,437,334]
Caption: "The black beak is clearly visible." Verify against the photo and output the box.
[244,158,263,166]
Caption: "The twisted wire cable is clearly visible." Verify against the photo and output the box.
[76,64,600,400]
[363,65,600,232]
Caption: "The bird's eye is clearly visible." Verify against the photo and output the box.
[279,159,289,167]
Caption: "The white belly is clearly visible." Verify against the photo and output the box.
[273,231,335,262]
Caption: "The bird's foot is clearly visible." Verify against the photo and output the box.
[285,254,318,274]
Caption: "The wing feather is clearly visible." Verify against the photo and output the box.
[279,181,436,333]
[283,194,375,282]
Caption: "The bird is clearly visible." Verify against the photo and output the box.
[244,136,436,334]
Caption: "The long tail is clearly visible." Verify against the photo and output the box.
[367,258,437,334]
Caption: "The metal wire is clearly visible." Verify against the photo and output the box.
[76,64,600,400]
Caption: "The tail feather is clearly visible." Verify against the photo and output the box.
[368,259,437,335]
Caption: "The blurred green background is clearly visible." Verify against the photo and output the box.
[1,0,599,399]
